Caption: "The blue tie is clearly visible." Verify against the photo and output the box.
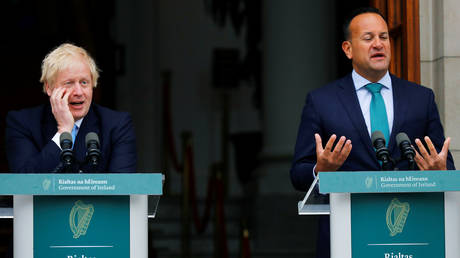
[71,124,78,149]
[365,83,390,145]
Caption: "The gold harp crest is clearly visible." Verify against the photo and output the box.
[386,198,410,237]
[69,200,94,239]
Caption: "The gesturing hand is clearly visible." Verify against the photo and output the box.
[413,136,450,171]
[314,133,352,175]
[49,87,74,133]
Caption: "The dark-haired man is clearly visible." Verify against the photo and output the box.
[290,7,455,258]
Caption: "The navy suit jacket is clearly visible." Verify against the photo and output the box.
[6,103,137,173]
[291,73,455,192]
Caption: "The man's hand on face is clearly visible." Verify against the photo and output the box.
[413,136,450,171]
[49,87,74,133]
[314,134,352,175]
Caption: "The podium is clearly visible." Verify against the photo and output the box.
[0,173,163,258]
[299,170,460,258]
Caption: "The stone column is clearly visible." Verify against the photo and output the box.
[420,0,460,163]
[260,0,337,193]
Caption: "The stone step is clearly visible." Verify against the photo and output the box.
[150,195,243,238]
[153,196,244,221]
[149,219,241,238]
[152,235,242,255]
[149,194,318,257]
[152,249,314,258]
[149,195,245,256]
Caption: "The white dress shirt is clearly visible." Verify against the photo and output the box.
[52,118,84,149]
[313,70,394,179]
[352,70,393,137]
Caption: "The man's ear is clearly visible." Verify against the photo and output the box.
[45,82,53,97]
[342,41,353,60]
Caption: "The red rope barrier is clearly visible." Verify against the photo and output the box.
[186,144,214,234]
[162,72,239,257]
[163,73,215,234]
[184,144,232,258]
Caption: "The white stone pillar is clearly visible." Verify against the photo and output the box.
[420,0,460,164]
[260,0,337,193]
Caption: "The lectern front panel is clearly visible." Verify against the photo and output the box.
[34,196,130,258]
[351,193,445,258]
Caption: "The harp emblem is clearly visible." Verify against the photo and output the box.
[365,176,373,189]
[42,179,51,191]
[69,200,94,239]
[386,198,410,237]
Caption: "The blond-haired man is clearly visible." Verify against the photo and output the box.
[6,43,136,173]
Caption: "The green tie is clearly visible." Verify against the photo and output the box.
[365,83,389,145]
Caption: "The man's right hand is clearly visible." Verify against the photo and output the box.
[49,87,74,133]
[314,133,352,175]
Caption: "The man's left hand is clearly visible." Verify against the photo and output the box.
[413,136,450,170]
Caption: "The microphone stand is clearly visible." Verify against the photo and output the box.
[52,162,64,173]
[382,159,395,171]
[375,145,395,171]
[408,159,415,170]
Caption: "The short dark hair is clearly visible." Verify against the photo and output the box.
[343,7,386,40]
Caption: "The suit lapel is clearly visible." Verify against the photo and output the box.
[42,104,58,146]
[336,75,377,160]
[388,75,407,152]
[74,105,100,163]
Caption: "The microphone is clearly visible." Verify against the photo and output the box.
[371,130,394,170]
[60,132,74,171]
[396,132,416,170]
[85,132,101,169]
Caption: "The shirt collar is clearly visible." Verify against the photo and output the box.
[74,118,84,128]
[352,70,392,91]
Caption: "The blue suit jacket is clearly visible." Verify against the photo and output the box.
[291,73,455,258]
[291,73,455,191]
[6,103,137,173]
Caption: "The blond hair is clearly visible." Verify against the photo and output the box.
[40,43,100,92]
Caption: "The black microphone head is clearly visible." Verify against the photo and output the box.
[59,131,74,168]
[396,132,410,146]
[396,132,415,167]
[85,132,101,169]
[85,132,100,148]
[371,130,385,146]
[371,130,393,170]
[60,132,73,148]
